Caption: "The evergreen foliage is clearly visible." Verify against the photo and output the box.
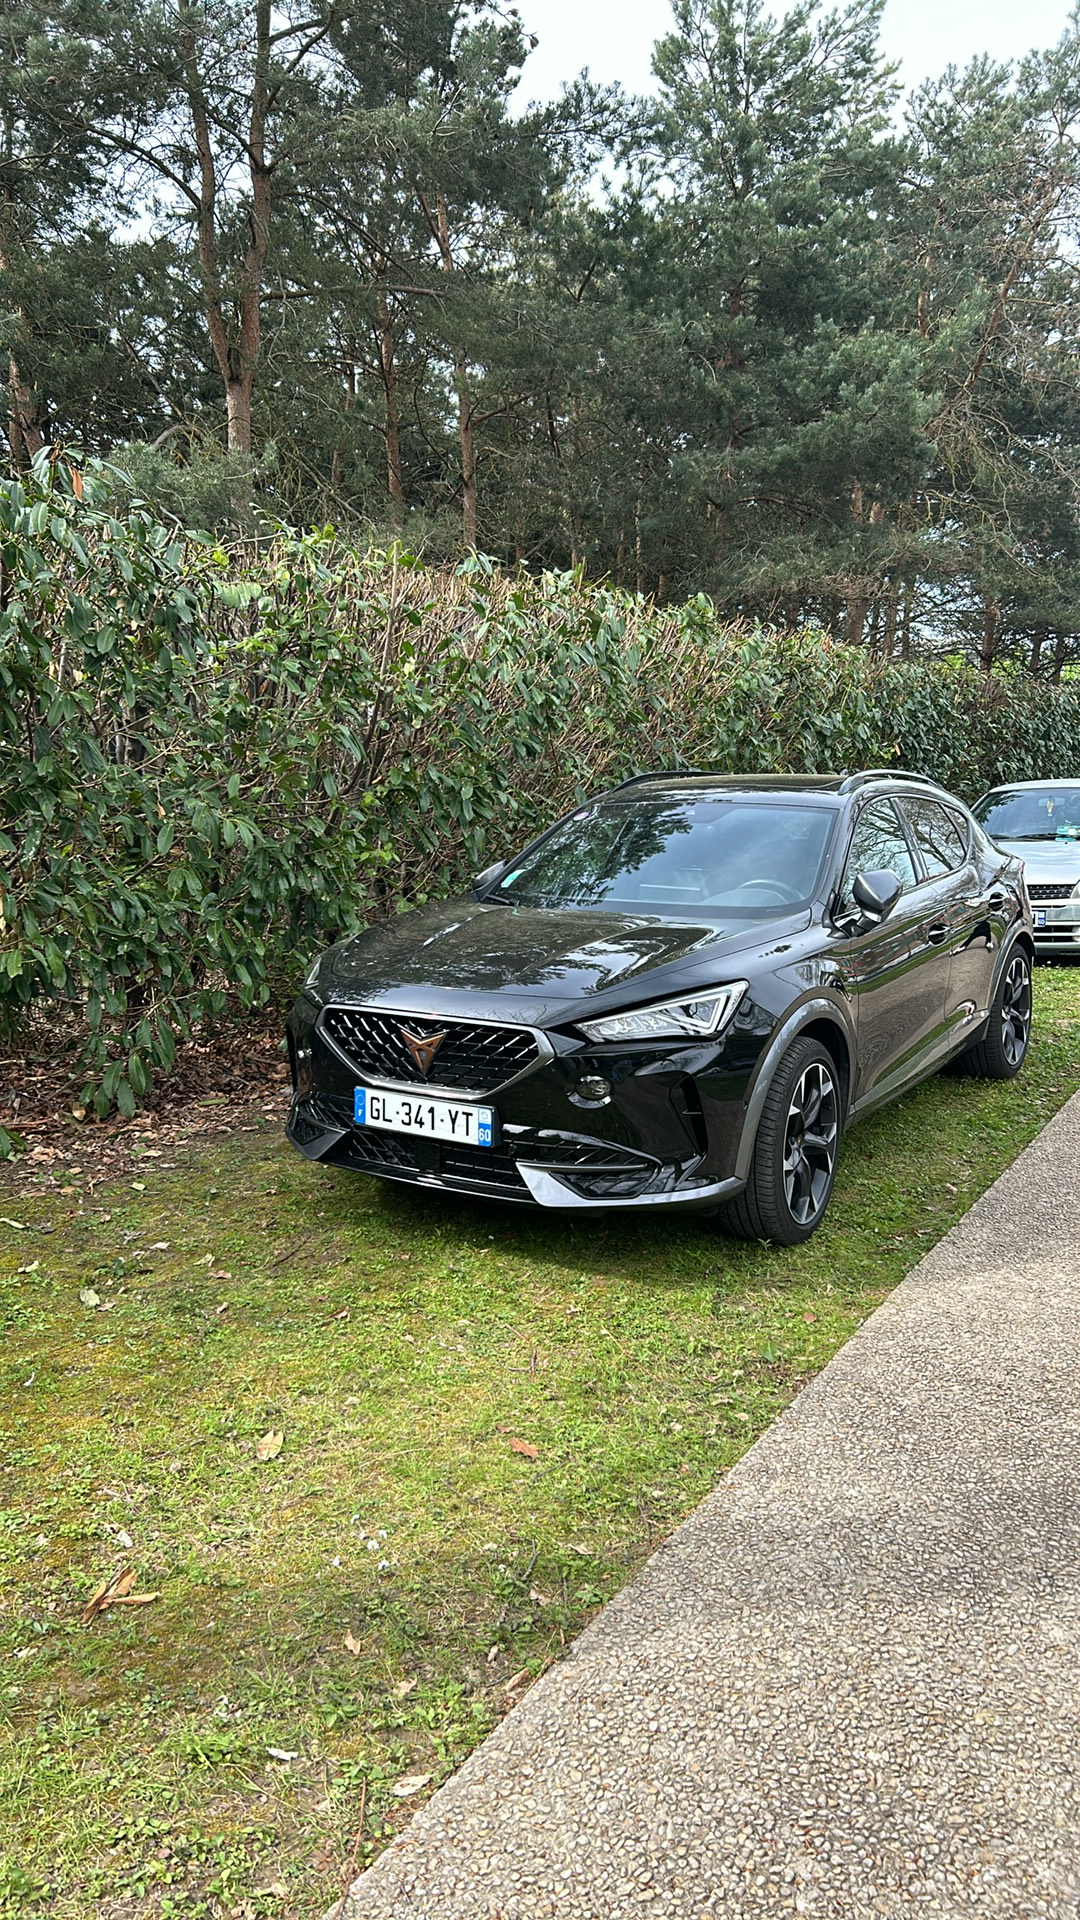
[4,455,1080,1138]
[2,0,1079,665]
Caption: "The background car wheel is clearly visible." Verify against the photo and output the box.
[720,1037,840,1246]
[953,947,1032,1079]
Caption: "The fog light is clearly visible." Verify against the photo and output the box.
[576,1075,612,1105]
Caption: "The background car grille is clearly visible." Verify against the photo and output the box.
[321,1007,540,1093]
[1028,881,1076,901]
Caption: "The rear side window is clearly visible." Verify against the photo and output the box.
[899,798,968,878]
[840,800,917,909]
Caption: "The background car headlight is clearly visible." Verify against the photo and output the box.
[578,981,748,1043]
[1072,878,1080,900]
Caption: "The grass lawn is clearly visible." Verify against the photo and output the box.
[2,965,1078,1919]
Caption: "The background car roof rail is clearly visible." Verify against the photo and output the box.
[837,768,954,796]
[606,768,708,790]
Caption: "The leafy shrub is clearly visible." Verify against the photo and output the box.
[3,451,1080,1139]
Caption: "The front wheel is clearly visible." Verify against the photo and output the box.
[719,1038,841,1246]
[954,947,1032,1079]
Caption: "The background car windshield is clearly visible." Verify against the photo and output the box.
[494,799,836,913]
[975,787,1080,839]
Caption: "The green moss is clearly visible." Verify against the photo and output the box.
[1,964,1078,1915]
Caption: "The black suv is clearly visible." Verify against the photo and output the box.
[286,770,1033,1243]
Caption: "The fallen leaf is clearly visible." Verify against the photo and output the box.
[391,1772,432,1798]
[80,1566,135,1625]
[110,1590,160,1608]
[508,1437,538,1460]
[79,1287,101,1308]
[503,1667,531,1694]
[254,1883,288,1901]
[343,1629,361,1656]
[803,1310,817,1323]
[215,1302,229,1315]
[255,1430,284,1461]
[528,1587,550,1606]
[324,1305,350,1324]
[0,1217,28,1230]
[486,1643,500,1664]
[16,1261,40,1275]
[113,1528,134,1550]
[392,1677,417,1698]
[266,1746,299,1763]
[129,1182,146,1192]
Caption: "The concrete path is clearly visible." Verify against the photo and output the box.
[338,1091,1080,1919]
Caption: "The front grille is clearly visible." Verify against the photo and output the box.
[523,1137,661,1199]
[342,1127,419,1171]
[1028,881,1076,902]
[308,1091,354,1130]
[440,1144,527,1191]
[322,1007,540,1094]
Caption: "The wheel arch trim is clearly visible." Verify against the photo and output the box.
[734,998,853,1185]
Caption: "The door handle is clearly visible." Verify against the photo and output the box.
[927,922,949,945]
[987,890,1007,913]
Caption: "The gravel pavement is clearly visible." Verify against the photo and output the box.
[336,1089,1080,1919]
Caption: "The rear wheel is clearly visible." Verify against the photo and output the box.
[720,1038,840,1246]
[954,947,1032,1079]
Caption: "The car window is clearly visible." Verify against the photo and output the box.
[493,797,837,915]
[839,800,916,911]
[974,785,1080,841]
[898,798,969,878]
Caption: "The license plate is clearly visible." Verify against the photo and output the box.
[1035,911,1047,927]
[354,1087,494,1147]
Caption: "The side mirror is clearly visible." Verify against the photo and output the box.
[851,868,903,926]
[473,859,508,896]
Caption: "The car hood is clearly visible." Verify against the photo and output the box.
[993,837,1080,882]
[313,898,806,1025]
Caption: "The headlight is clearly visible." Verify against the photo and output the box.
[1072,878,1080,900]
[304,953,324,993]
[578,981,748,1043]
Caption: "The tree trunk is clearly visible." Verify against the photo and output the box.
[881,575,901,659]
[845,587,869,647]
[6,350,42,471]
[430,190,476,549]
[1,161,43,471]
[979,596,999,674]
[179,0,270,476]
[1030,622,1047,676]
[374,259,404,511]
[330,338,356,496]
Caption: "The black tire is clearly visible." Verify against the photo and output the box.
[719,1037,841,1246]
[954,946,1032,1079]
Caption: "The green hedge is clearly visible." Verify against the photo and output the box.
[3,454,1080,1140]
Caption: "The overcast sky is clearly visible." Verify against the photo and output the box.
[513,0,1077,106]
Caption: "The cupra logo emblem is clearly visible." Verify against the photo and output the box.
[399,1027,447,1075]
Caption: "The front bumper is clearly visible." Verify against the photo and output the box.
[1030,905,1080,952]
[285,993,767,1211]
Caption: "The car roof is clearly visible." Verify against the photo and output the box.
[602,771,956,804]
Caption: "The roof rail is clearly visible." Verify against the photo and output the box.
[607,768,708,791]
[837,768,953,796]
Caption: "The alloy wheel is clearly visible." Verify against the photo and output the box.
[782,1060,838,1226]
[1001,955,1032,1067]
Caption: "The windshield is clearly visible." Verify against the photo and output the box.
[974,786,1080,841]
[490,798,837,915]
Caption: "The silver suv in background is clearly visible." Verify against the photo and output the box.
[973,780,1080,955]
